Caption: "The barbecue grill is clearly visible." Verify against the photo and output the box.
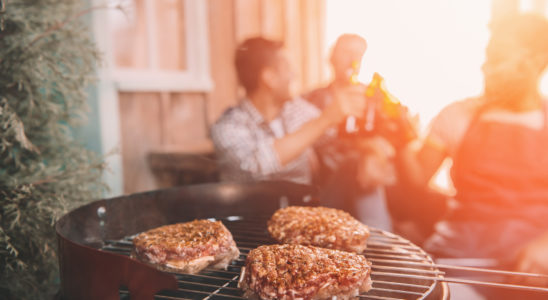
[56,181,548,300]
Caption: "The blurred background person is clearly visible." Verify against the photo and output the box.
[211,37,366,186]
[399,12,548,298]
[304,34,397,230]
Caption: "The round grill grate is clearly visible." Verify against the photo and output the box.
[102,214,446,300]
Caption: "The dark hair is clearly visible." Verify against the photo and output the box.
[491,13,548,65]
[234,37,284,94]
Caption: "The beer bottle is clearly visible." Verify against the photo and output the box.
[373,73,417,146]
[338,61,369,138]
[338,71,381,138]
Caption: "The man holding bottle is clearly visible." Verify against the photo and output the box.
[304,34,399,230]
[211,37,366,187]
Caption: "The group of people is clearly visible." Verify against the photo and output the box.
[210,12,548,297]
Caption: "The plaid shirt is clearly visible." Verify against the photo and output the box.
[211,98,325,184]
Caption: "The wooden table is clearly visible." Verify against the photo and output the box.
[147,141,219,188]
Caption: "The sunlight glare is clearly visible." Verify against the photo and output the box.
[325,0,492,127]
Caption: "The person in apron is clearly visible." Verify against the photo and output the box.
[399,13,548,294]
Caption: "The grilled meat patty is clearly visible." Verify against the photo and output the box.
[268,206,370,253]
[239,244,372,300]
[132,219,240,274]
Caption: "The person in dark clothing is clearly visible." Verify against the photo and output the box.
[304,34,396,231]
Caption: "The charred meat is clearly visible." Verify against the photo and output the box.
[268,206,370,253]
[239,244,372,300]
[133,219,240,274]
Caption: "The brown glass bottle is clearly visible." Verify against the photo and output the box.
[338,72,417,145]
[338,62,371,138]
[338,71,379,138]
[373,73,417,146]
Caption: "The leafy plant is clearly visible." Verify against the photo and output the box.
[0,1,105,298]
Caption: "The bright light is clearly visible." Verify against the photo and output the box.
[325,0,492,128]
[518,0,548,96]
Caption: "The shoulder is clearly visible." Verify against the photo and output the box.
[430,97,481,132]
[436,97,480,122]
[427,97,482,156]
[211,103,248,135]
[284,97,321,118]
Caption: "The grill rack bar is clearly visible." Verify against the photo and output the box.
[105,215,548,300]
[373,271,548,294]
[224,219,548,291]
[105,219,440,300]
[358,296,405,300]
[109,238,433,300]
[370,258,548,280]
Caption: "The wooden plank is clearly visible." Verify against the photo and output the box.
[283,0,303,93]
[234,0,262,42]
[159,91,170,145]
[206,0,239,124]
[166,92,209,145]
[118,92,162,194]
[261,0,284,40]
[111,0,149,69]
[155,0,187,70]
[300,0,325,91]
[316,0,327,84]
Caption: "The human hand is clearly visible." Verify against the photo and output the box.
[356,136,397,189]
[324,85,366,125]
[514,232,548,286]
[389,106,420,147]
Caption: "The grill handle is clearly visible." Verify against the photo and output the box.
[57,235,178,300]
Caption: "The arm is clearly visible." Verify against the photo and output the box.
[356,136,398,189]
[212,85,366,177]
[275,85,366,166]
[273,112,332,166]
[398,137,448,188]
[397,101,465,189]
[211,123,282,178]
[514,231,548,285]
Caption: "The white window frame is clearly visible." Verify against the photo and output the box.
[111,0,213,92]
[92,0,212,196]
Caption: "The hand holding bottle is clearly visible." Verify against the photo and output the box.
[356,135,397,189]
[323,84,367,126]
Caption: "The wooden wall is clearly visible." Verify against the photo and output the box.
[207,0,327,123]
[119,0,327,194]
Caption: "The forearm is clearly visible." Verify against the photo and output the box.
[274,112,333,166]
[397,138,446,189]
[274,84,367,167]
[397,142,428,188]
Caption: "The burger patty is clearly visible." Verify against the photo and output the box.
[239,244,372,300]
[132,219,240,274]
[268,206,370,253]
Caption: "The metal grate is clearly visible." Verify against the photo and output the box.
[102,214,443,300]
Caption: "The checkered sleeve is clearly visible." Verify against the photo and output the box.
[283,97,336,148]
[211,118,281,180]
